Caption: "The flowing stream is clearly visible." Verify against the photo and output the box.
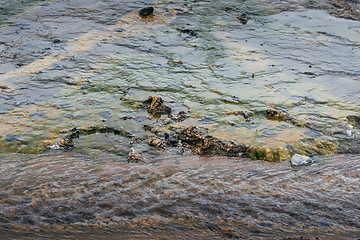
[0,0,359,238]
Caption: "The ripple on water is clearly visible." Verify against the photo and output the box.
[0,152,359,239]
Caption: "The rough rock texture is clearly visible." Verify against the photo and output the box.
[266,108,293,121]
[175,127,248,156]
[143,96,171,116]
[347,115,360,128]
[290,154,313,166]
[127,148,145,163]
[148,136,166,149]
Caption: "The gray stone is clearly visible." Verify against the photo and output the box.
[290,154,313,166]
[5,135,19,142]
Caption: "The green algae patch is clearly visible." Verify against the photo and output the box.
[292,139,338,156]
[247,146,292,161]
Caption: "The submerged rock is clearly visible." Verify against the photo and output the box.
[127,148,145,163]
[176,126,248,156]
[50,136,74,150]
[266,108,292,122]
[237,13,248,24]
[176,28,198,37]
[139,7,154,17]
[143,96,171,116]
[290,154,313,166]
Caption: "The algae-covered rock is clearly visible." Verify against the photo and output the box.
[143,96,171,116]
[247,146,292,161]
[176,127,248,157]
[266,108,292,122]
[292,139,338,156]
[347,115,360,128]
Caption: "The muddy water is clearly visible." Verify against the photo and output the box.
[0,152,359,239]
[0,0,360,238]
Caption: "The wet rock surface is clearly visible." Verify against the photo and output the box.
[0,0,360,239]
[143,96,172,116]
[139,6,154,17]
[347,115,360,128]
[290,154,313,166]
[266,108,293,122]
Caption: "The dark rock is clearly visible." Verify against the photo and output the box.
[237,13,248,24]
[143,96,171,116]
[347,115,360,128]
[139,7,154,17]
[174,111,187,122]
[176,126,248,156]
[266,108,292,122]
[53,39,61,44]
[176,28,198,37]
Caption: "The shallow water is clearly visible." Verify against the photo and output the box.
[0,0,359,158]
[0,0,360,238]
[0,152,359,239]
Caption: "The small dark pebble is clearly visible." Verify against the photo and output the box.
[237,13,248,24]
[139,7,154,17]
[114,28,126,32]
[177,28,198,37]
[53,39,61,44]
